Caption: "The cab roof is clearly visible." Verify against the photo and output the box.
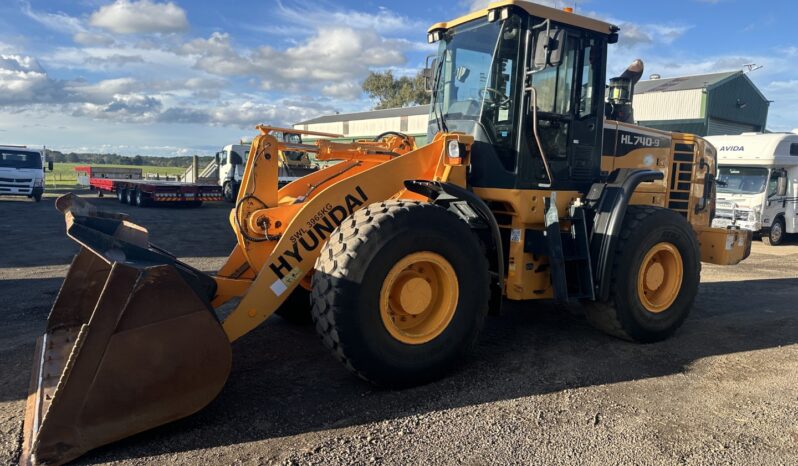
[428,0,617,36]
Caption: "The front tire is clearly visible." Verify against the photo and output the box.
[311,200,490,387]
[762,217,786,246]
[223,182,237,203]
[584,206,700,343]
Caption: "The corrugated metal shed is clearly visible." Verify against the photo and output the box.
[634,71,769,136]
[635,71,738,94]
[296,106,429,126]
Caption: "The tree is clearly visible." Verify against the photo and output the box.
[362,70,430,110]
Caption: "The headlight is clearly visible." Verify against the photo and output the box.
[33,178,43,187]
[447,140,460,159]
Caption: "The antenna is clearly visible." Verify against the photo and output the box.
[743,63,763,73]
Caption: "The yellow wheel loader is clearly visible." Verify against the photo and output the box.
[22,2,751,464]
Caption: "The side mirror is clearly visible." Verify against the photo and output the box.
[47,161,53,172]
[423,55,438,92]
[534,28,565,69]
[777,175,788,197]
[229,151,243,166]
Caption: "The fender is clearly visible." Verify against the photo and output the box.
[404,180,504,314]
[587,168,664,302]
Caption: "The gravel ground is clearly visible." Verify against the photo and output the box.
[1,191,797,465]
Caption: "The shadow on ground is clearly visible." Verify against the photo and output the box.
[66,277,798,465]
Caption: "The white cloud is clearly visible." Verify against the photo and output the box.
[73,93,163,122]
[0,54,67,105]
[73,32,116,47]
[275,2,426,34]
[182,28,407,92]
[322,81,362,99]
[21,1,86,35]
[90,0,189,34]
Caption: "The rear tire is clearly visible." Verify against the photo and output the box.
[762,217,785,246]
[275,287,312,325]
[311,200,490,387]
[125,189,135,205]
[117,189,127,203]
[584,206,700,343]
[134,189,148,207]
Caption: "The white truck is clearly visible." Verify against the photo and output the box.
[0,145,52,202]
[708,132,798,245]
[216,130,320,203]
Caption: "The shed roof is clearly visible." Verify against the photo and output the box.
[636,71,740,94]
[296,105,429,126]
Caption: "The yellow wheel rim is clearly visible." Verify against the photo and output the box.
[637,242,684,314]
[379,252,458,345]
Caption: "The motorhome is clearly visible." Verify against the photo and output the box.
[707,132,798,245]
[0,145,52,202]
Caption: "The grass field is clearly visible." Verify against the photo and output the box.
[47,163,188,188]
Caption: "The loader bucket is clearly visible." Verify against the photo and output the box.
[21,194,232,466]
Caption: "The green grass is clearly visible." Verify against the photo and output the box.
[47,163,188,189]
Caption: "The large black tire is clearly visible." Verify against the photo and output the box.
[32,192,42,202]
[125,189,135,205]
[762,217,786,246]
[134,189,148,208]
[275,287,312,325]
[117,189,127,203]
[311,200,490,387]
[223,182,237,203]
[584,206,701,343]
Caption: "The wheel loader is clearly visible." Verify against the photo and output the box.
[21,1,751,464]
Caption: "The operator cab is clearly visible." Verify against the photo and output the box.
[427,1,617,192]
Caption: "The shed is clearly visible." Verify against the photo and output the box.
[633,71,769,136]
[294,106,430,144]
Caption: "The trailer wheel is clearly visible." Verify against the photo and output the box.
[125,189,135,205]
[584,206,700,343]
[311,200,490,387]
[117,189,126,203]
[762,217,786,246]
[134,189,148,208]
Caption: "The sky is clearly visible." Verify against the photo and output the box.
[0,0,796,156]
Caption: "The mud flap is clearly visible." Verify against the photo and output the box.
[21,195,232,465]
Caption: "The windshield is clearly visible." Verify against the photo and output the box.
[717,166,768,195]
[428,16,522,171]
[0,149,42,169]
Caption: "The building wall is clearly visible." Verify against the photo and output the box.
[708,75,769,130]
[633,89,704,121]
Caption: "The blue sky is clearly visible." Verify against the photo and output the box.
[0,0,795,156]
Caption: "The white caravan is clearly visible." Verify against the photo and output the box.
[0,145,52,202]
[707,132,798,245]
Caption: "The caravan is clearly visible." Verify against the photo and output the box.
[707,132,798,245]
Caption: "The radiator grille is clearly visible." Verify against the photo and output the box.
[668,142,695,218]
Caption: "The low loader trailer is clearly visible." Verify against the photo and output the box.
[76,165,223,207]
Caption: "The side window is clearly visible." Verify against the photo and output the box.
[767,172,780,197]
[219,153,227,166]
[578,42,597,118]
[531,34,577,115]
[479,16,522,172]
[790,143,798,156]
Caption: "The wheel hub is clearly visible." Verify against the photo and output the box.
[637,242,684,314]
[380,252,458,345]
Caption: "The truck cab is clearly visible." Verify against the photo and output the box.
[217,132,319,202]
[0,145,51,202]
[708,132,798,245]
